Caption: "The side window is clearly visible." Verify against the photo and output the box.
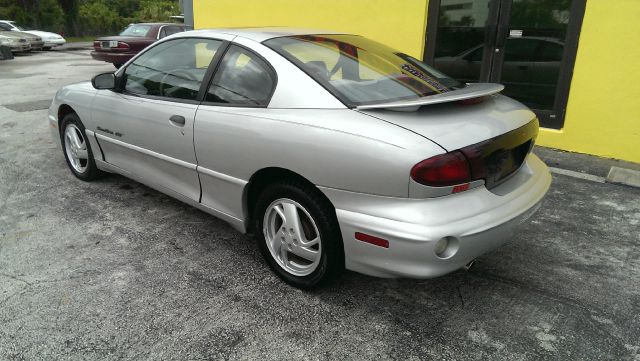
[0,23,12,31]
[205,45,276,106]
[463,47,483,62]
[158,26,182,39]
[123,38,222,101]
[504,39,539,62]
[537,42,564,62]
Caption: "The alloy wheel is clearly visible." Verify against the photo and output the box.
[64,124,89,174]
[263,198,322,276]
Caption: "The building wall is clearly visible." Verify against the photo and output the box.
[193,0,430,58]
[193,0,640,163]
[535,0,640,163]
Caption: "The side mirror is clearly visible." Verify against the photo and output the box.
[92,72,116,90]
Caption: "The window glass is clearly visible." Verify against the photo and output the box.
[0,23,12,31]
[504,39,539,62]
[123,38,222,101]
[119,24,152,37]
[465,47,483,62]
[159,26,183,39]
[537,41,563,62]
[206,45,276,106]
[264,35,460,106]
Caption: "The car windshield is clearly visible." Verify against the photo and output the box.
[119,24,152,37]
[264,34,462,106]
[6,21,28,30]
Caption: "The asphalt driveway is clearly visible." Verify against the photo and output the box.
[1,49,639,360]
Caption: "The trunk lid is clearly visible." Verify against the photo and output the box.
[359,93,539,189]
[358,93,536,151]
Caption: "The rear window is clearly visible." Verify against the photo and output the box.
[120,24,152,37]
[264,34,461,106]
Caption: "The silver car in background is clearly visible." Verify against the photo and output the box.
[49,28,551,288]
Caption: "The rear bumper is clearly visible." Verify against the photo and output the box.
[90,51,135,64]
[320,153,551,278]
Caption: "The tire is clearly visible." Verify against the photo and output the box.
[43,46,51,51]
[113,63,123,69]
[254,181,344,289]
[60,112,102,181]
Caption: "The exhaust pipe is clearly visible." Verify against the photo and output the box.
[462,260,475,272]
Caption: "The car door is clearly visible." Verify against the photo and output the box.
[530,40,564,109]
[91,37,225,202]
[500,38,538,106]
[193,44,278,219]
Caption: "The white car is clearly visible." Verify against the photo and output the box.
[0,20,65,49]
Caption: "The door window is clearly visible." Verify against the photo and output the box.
[123,38,222,101]
[504,38,539,62]
[537,41,564,62]
[159,26,183,39]
[427,0,581,129]
[205,45,276,106]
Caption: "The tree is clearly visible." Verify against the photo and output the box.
[57,0,79,36]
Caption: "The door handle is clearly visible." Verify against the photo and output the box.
[169,115,186,126]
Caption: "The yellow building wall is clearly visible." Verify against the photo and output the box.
[536,0,640,163]
[193,0,640,163]
[193,0,430,58]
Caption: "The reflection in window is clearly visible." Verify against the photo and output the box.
[206,45,276,106]
[124,38,222,100]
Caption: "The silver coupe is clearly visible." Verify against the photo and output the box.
[49,28,551,288]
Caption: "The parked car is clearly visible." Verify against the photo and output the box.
[49,28,551,288]
[434,37,564,109]
[0,20,64,50]
[0,32,31,53]
[91,23,190,68]
[0,30,43,51]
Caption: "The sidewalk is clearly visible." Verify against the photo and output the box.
[535,146,640,187]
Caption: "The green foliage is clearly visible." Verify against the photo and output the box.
[77,1,124,36]
[0,1,33,27]
[0,0,180,37]
[38,0,66,33]
[134,0,178,22]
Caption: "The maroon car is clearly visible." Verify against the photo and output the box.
[91,23,190,68]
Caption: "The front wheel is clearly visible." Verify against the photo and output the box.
[60,113,102,181]
[254,181,344,289]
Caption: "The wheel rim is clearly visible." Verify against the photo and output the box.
[64,124,89,174]
[263,198,322,276]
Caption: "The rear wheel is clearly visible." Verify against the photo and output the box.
[60,113,102,181]
[254,181,344,289]
[43,46,51,51]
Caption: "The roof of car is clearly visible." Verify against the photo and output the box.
[181,27,346,42]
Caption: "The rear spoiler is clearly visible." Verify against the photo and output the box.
[355,83,505,112]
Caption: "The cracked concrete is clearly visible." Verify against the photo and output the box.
[1,49,639,360]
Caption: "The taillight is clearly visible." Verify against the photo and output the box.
[117,41,130,49]
[93,41,100,50]
[410,151,471,187]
